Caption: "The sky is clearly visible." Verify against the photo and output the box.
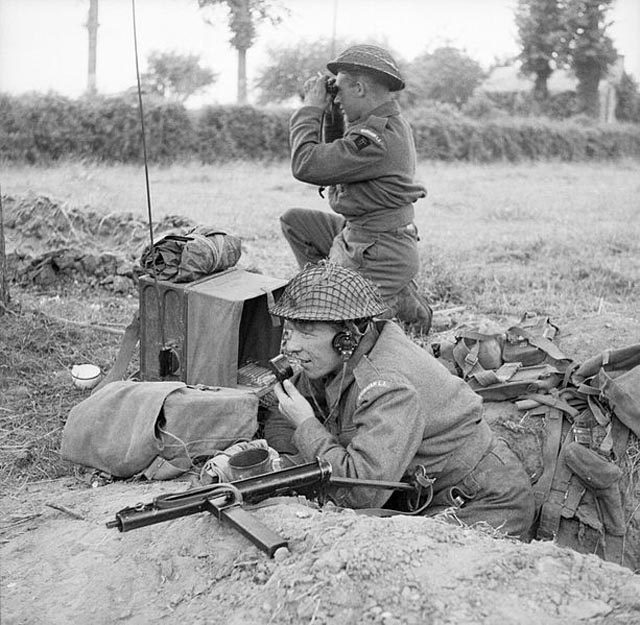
[0,0,638,105]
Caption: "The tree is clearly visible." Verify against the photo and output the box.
[515,0,564,100]
[615,72,640,124]
[515,0,617,117]
[404,47,485,108]
[142,51,217,103]
[563,0,617,117]
[253,38,353,105]
[197,0,285,104]
[86,0,99,96]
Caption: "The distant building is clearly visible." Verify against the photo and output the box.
[481,65,577,94]
[480,56,626,122]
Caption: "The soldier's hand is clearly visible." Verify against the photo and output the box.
[273,379,316,428]
[302,74,331,109]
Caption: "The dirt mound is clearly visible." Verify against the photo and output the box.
[2,193,194,291]
[2,479,640,625]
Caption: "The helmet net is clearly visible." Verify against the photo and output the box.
[327,45,404,91]
[269,262,389,322]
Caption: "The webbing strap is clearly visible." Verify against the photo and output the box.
[507,327,568,362]
[454,339,481,378]
[562,479,587,518]
[532,407,564,511]
[523,392,579,419]
[562,360,580,388]
[587,395,610,428]
[576,381,601,396]
[91,311,140,394]
[536,429,573,540]
[605,423,629,564]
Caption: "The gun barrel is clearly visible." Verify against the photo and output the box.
[329,476,415,492]
[107,497,210,532]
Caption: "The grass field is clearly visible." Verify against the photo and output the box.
[3,158,639,320]
[1,158,640,490]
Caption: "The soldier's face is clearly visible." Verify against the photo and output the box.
[334,72,361,122]
[282,320,343,380]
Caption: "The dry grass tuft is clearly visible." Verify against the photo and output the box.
[0,300,123,490]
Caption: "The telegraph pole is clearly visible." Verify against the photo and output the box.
[86,0,99,95]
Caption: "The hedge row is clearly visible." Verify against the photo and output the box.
[0,93,195,163]
[1,93,639,164]
[406,110,640,162]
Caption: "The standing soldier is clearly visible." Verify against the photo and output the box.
[281,44,433,333]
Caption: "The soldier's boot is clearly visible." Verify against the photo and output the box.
[395,280,433,335]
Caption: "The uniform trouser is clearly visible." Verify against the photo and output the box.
[427,437,536,541]
[280,208,420,313]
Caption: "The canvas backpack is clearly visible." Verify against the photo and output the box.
[435,315,639,568]
[61,381,259,480]
[514,343,640,569]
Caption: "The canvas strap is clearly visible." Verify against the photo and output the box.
[537,429,575,540]
[532,407,564,514]
[507,326,569,363]
[91,311,140,394]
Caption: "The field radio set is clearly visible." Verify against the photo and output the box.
[138,269,288,389]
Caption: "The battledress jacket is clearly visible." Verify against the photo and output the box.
[289,101,426,232]
[278,321,495,509]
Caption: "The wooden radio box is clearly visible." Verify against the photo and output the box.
[139,268,288,387]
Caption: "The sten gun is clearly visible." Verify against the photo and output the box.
[106,458,433,557]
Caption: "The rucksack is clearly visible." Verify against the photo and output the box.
[434,315,639,569]
[61,381,259,480]
[505,343,640,569]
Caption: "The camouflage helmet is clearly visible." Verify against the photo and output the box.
[269,261,389,322]
[327,44,405,92]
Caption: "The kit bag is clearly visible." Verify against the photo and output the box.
[437,312,572,401]
[571,343,640,440]
[61,381,259,479]
[522,343,640,568]
[140,225,242,283]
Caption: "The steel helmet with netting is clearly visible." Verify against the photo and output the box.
[269,261,389,322]
[326,44,405,92]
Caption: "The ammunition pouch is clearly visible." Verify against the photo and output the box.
[564,442,625,536]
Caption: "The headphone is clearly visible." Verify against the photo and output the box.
[332,330,360,360]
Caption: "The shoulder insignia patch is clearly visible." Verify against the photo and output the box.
[357,380,390,403]
[353,134,371,151]
[357,127,383,145]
